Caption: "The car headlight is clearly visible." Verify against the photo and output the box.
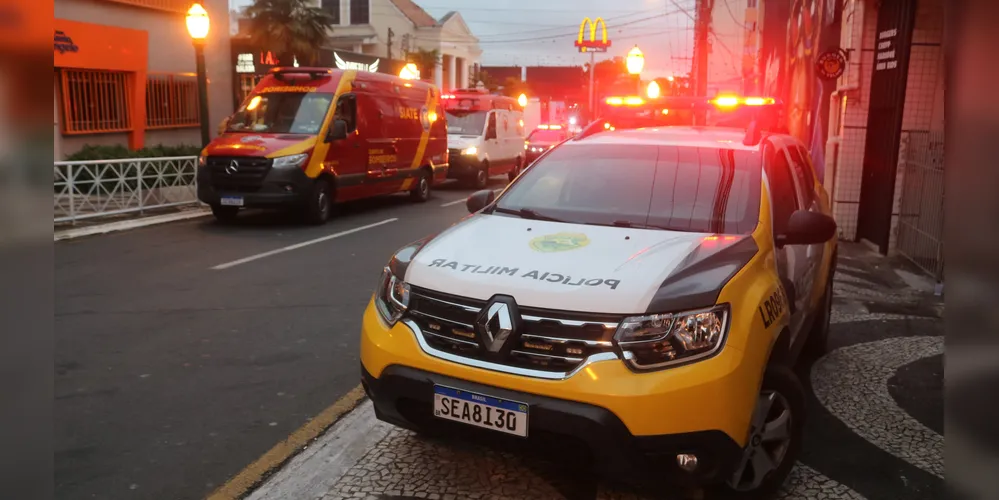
[198,155,207,167]
[462,147,477,155]
[272,153,309,169]
[614,304,729,371]
[374,266,410,326]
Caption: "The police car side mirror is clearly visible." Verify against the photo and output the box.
[777,210,837,247]
[327,119,349,142]
[466,189,495,214]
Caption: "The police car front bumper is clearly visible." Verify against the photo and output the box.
[197,164,313,207]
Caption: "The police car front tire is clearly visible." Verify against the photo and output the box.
[305,178,333,225]
[718,365,804,499]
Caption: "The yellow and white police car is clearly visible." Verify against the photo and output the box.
[360,95,838,497]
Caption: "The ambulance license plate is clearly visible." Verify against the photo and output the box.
[220,196,244,207]
[433,385,528,437]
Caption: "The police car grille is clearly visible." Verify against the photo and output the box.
[406,286,621,374]
[206,156,272,192]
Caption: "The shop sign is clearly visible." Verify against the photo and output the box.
[54,30,79,54]
[816,49,847,80]
[236,53,256,73]
[334,51,380,73]
[876,28,899,71]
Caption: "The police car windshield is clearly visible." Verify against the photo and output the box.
[446,111,487,136]
[493,143,762,234]
[226,92,334,135]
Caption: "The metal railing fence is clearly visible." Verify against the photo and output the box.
[54,156,200,224]
[896,131,945,280]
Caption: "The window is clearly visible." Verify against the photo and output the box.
[493,144,762,234]
[786,145,816,208]
[765,143,800,236]
[333,94,357,132]
[349,0,369,25]
[60,69,131,134]
[322,0,340,24]
[445,110,487,136]
[145,74,199,129]
[486,112,497,138]
[226,91,334,135]
[526,129,567,143]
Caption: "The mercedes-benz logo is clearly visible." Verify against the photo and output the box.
[225,160,239,175]
[474,295,522,354]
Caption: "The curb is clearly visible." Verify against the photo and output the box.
[54,209,211,241]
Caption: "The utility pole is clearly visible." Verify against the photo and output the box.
[587,51,595,122]
[387,28,394,60]
[692,0,713,122]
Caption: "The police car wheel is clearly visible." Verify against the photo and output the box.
[410,170,431,202]
[474,163,489,189]
[716,366,804,499]
[305,178,332,225]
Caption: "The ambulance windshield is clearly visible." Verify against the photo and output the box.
[227,92,334,135]
[445,111,487,137]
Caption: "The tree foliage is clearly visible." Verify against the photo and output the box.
[405,48,441,81]
[244,0,336,66]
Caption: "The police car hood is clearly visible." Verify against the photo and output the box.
[405,214,715,315]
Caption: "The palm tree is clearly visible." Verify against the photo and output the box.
[244,0,336,66]
[405,48,441,82]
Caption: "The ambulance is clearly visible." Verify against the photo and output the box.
[441,89,526,189]
[198,67,448,224]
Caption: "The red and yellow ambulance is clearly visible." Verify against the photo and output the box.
[199,67,448,224]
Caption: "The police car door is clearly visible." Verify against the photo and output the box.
[785,142,824,314]
[763,140,810,344]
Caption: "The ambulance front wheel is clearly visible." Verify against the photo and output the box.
[304,178,333,225]
[410,169,431,202]
[473,161,490,189]
[210,204,239,224]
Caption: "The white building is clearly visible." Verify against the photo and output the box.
[316,0,482,90]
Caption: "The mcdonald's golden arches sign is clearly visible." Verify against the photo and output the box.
[574,17,611,52]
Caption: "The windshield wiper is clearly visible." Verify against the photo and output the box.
[610,220,677,231]
[493,207,566,223]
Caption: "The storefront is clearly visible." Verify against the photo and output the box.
[229,39,407,108]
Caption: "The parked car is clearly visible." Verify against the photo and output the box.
[198,67,448,224]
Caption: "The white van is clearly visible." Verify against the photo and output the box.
[443,90,526,189]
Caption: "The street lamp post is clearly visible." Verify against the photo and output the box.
[186,3,211,148]
[626,45,644,95]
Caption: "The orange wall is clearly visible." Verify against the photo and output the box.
[54,18,149,149]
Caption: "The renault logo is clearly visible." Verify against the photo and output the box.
[225,160,239,175]
[474,295,522,355]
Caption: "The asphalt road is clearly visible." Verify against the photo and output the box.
[55,178,506,500]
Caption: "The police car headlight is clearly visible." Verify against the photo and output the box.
[374,266,410,326]
[614,304,729,371]
[271,153,309,169]
[462,147,477,155]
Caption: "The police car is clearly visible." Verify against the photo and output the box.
[359,95,838,497]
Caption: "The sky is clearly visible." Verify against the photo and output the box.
[229,0,697,79]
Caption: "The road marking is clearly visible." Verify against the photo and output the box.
[211,218,398,270]
[206,385,367,500]
[439,198,466,207]
[439,188,504,208]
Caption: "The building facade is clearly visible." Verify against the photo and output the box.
[53,0,234,159]
[314,0,481,90]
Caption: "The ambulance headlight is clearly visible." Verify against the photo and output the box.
[271,153,309,169]
[374,266,410,326]
[198,155,207,167]
[614,304,729,371]
[462,147,477,156]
